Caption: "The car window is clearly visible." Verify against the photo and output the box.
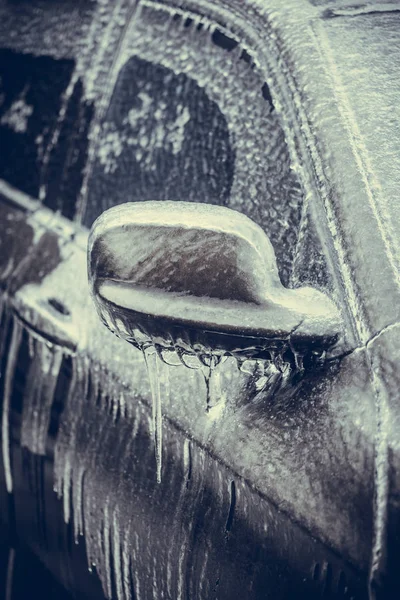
[0,48,93,219]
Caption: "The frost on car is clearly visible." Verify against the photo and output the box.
[1,1,400,600]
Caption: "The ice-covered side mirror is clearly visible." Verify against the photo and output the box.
[87,201,342,482]
[88,201,341,361]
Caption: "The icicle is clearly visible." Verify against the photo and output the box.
[112,508,124,600]
[72,463,86,544]
[54,353,88,526]
[72,365,110,546]
[211,368,223,405]
[199,354,221,412]
[0,293,6,327]
[122,542,132,600]
[28,334,35,359]
[5,547,15,600]
[102,499,113,599]
[2,316,23,493]
[117,418,142,600]
[21,338,63,455]
[183,438,191,481]
[143,346,163,483]
[125,529,141,600]
[0,298,11,368]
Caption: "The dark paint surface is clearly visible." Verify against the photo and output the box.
[0,326,366,600]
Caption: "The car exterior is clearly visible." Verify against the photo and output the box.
[1,1,400,598]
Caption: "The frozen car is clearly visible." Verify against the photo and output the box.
[0,0,400,598]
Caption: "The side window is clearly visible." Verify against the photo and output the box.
[0,49,93,218]
[83,56,234,226]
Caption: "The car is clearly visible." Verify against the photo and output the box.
[1,0,399,598]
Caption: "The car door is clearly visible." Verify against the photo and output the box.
[1,1,399,599]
